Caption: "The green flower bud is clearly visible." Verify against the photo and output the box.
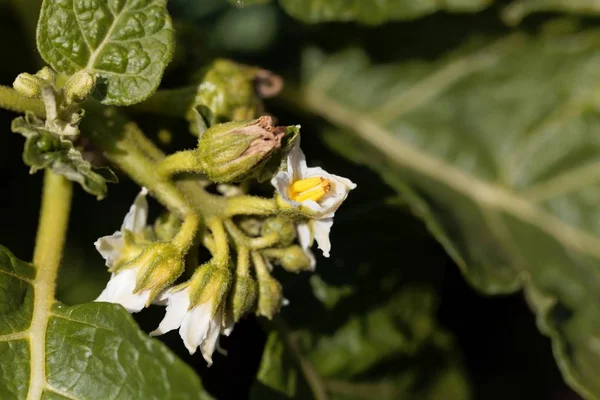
[64,71,96,103]
[13,73,41,98]
[188,262,232,311]
[261,216,296,247]
[229,275,258,322]
[253,252,284,319]
[256,273,284,320]
[130,242,186,301]
[265,245,313,273]
[197,116,285,183]
[154,212,182,242]
[35,67,56,84]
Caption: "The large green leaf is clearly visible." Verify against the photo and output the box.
[277,0,491,24]
[503,1,600,25]
[36,0,175,105]
[293,28,600,399]
[251,288,469,399]
[0,245,212,399]
[234,0,600,25]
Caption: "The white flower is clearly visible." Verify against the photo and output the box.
[151,288,233,365]
[271,141,356,258]
[95,188,152,313]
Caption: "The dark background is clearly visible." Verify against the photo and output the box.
[0,1,583,399]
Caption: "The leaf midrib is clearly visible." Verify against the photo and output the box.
[300,86,600,261]
[27,272,55,399]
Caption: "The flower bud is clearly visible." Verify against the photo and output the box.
[197,116,285,183]
[261,216,296,247]
[229,275,258,322]
[253,252,284,319]
[188,262,232,311]
[256,273,284,320]
[13,73,41,98]
[35,67,56,84]
[273,245,314,273]
[130,242,186,301]
[154,212,182,242]
[64,71,96,103]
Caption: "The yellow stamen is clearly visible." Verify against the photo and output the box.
[290,178,331,202]
[291,177,324,193]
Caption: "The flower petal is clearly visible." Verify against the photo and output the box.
[271,171,294,204]
[180,302,212,355]
[150,288,191,336]
[297,222,313,250]
[94,233,125,267]
[122,187,149,233]
[313,218,334,258]
[95,268,150,313]
[200,309,223,366]
[287,140,308,181]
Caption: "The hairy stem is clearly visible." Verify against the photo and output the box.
[130,87,196,118]
[28,170,73,400]
[0,85,45,116]
[224,195,278,217]
[33,170,72,272]
[158,150,201,178]
[208,217,229,267]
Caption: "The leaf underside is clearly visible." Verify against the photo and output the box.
[300,28,600,399]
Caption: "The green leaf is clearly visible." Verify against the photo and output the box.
[0,245,212,400]
[276,0,492,25]
[252,287,469,399]
[251,332,299,399]
[503,1,600,25]
[309,275,354,310]
[230,0,272,5]
[36,0,175,105]
[11,112,117,199]
[294,29,600,399]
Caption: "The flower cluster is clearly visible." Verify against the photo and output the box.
[95,128,355,365]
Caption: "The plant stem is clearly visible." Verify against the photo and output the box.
[158,150,200,178]
[172,214,200,252]
[33,170,72,273]
[208,217,229,267]
[0,85,45,116]
[224,195,278,217]
[28,170,72,400]
[236,246,251,276]
[130,87,197,118]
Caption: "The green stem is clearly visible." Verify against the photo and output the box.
[130,87,197,118]
[0,85,45,116]
[28,171,72,400]
[158,150,201,178]
[208,217,229,267]
[128,124,166,162]
[172,214,200,252]
[251,251,270,280]
[33,170,72,272]
[84,112,194,218]
[224,219,280,250]
[224,195,278,217]
[236,246,251,276]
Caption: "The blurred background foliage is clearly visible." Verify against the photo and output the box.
[1,0,597,398]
